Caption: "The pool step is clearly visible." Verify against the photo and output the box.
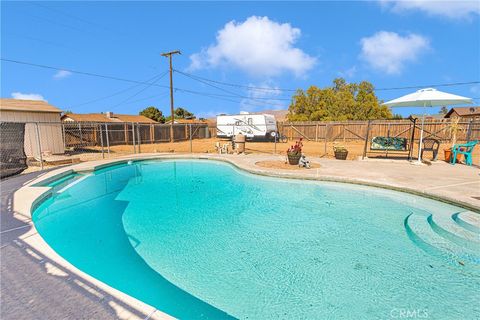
[452,211,480,233]
[428,213,480,251]
[404,213,480,265]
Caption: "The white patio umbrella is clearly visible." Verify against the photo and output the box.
[383,88,472,163]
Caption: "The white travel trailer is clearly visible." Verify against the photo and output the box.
[216,112,277,140]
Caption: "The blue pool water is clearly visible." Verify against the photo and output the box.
[32,160,480,319]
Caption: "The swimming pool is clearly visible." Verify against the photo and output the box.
[32,159,480,319]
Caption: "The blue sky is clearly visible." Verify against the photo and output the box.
[2,1,479,118]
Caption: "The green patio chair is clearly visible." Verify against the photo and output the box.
[451,140,478,166]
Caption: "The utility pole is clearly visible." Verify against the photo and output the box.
[161,50,181,142]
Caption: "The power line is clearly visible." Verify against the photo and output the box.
[175,69,291,104]
[1,58,171,89]
[1,58,285,107]
[175,87,290,102]
[31,2,117,34]
[175,69,480,93]
[179,87,287,109]
[71,72,168,108]
[376,81,480,91]
[4,58,478,110]
[121,92,171,105]
[109,71,169,109]
[174,69,298,92]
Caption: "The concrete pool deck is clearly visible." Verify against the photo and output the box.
[1,154,479,319]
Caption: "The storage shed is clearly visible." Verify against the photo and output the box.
[0,99,64,156]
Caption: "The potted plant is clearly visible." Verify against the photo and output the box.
[333,145,348,160]
[287,138,303,165]
[444,118,463,163]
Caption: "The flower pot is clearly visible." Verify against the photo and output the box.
[444,148,462,163]
[334,150,348,160]
[287,153,302,165]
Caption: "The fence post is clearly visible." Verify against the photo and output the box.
[78,123,83,146]
[62,123,66,150]
[408,118,417,161]
[315,123,319,142]
[105,123,110,154]
[99,124,105,159]
[189,124,193,153]
[466,119,473,142]
[136,123,141,153]
[362,120,371,160]
[324,123,328,157]
[131,122,136,154]
[274,131,277,154]
[35,122,44,170]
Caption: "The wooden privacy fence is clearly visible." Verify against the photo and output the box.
[276,119,480,143]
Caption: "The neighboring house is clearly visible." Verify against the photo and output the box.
[444,107,480,120]
[0,98,64,156]
[164,118,208,124]
[61,111,157,123]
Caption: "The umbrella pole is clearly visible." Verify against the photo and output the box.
[416,103,426,163]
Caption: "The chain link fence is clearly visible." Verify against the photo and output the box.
[1,119,478,177]
[0,121,213,177]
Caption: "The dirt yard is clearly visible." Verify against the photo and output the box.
[106,138,479,163]
[23,138,479,173]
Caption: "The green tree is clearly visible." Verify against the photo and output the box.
[139,106,165,123]
[164,107,195,122]
[439,106,449,115]
[287,78,393,121]
[174,107,194,119]
[392,114,403,120]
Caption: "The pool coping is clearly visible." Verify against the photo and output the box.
[10,153,480,319]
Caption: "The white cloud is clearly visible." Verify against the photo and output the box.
[11,92,46,101]
[360,31,430,74]
[240,82,287,112]
[53,70,72,79]
[380,0,480,19]
[188,16,316,77]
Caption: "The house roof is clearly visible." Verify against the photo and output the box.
[0,99,61,113]
[444,106,480,118]
[165,118,208,124]
[62,113,157,123]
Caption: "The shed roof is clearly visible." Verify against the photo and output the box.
[0,99,61,113]
[62,113,157,123]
